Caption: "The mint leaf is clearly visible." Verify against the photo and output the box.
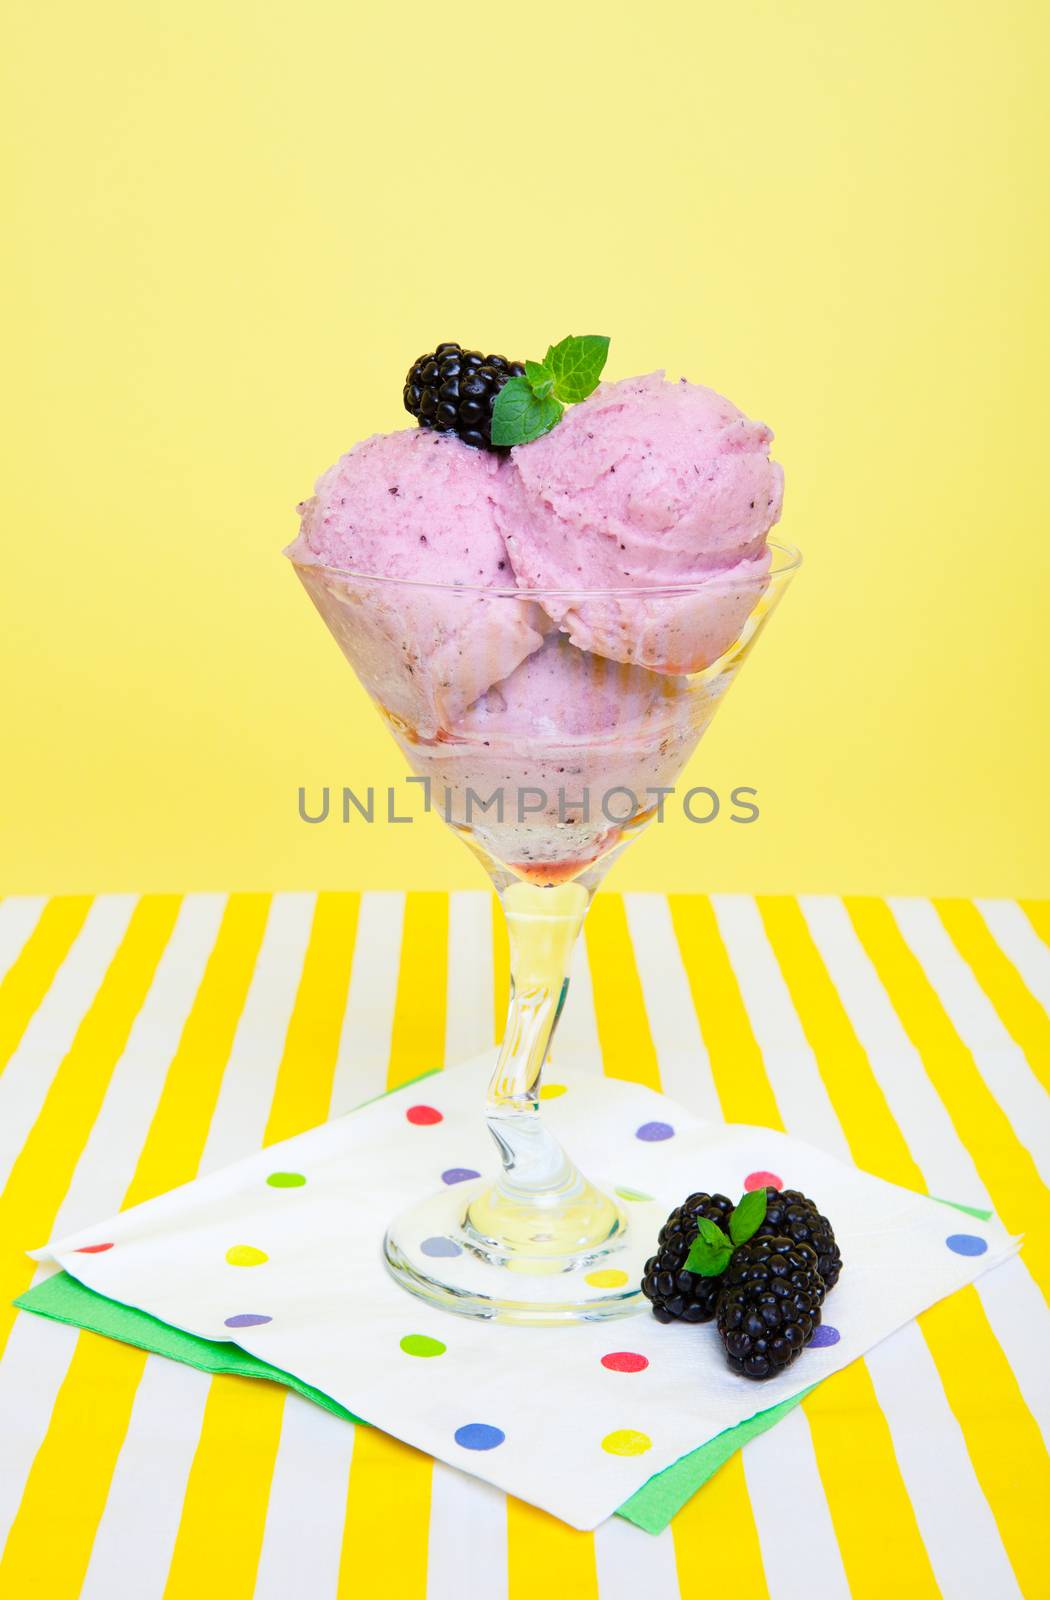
[524,360,555,400]
[544,334,611,404]
[683,1216,734,1277]
[729,1187,768,1247]
[490,377,563,446]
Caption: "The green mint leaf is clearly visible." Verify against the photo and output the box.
[544,334,611,404]
[683,1216,734,1277]
[490,376,563,446]
[730,1187,768,1246]
[524,360,555,400]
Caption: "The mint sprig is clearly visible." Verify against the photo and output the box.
[490,333,610,447]
[683,1216,734,1277]
[544,334,611,403]
[682,1188,769,1278]
[729,1186,768,1247]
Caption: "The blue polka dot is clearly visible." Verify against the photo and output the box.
[441,1167,481,1186]
[946,1233,988,1257]
[421,1236,463,1258]
[810,1324,840,1348]
[636,1121,675,1142]
[455,1422,505,1451]
[224,1313,273,1328]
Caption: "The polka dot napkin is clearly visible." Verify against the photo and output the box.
[30,1056,1018,1531]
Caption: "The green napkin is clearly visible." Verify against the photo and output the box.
[16,1270,804,1532]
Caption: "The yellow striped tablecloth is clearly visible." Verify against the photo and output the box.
[0,892,1047,1599]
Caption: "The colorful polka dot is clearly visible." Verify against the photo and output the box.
[266,1171,306,1188]
[74,1243,114,1254]
[614,1186,654,1203]
[454,1423,505,1451]
[585,1269,630,1289]
[602,1429,652,1457]
[226,1245,269,1267]
[441,1167,480,1185]
[946,1233,988,1257]
[539,1083,567,1100]
[810,1324,840,1348]
[421,1236,463,1258]
[635,1121,674,1142]
[400,1333,446,1358]
[601,1351,649,1374]
[224,1313,273,1328]
[744,1170,782,1192]
[406,1105,443,1126]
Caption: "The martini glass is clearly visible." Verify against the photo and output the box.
[289,541,800,1322]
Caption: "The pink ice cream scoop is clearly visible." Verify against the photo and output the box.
[398,633,716,884]
[287,428,547,737]
[497,372,784,674]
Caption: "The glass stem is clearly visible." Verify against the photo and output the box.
[486,879,590,1200]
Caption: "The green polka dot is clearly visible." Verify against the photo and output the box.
[400,1334,447,1358]
[266,1172,306,1188]
[614,1186,654,1202]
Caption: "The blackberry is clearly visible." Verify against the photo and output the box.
[752,1188,842,1292]
[716,1235,824,1380]
[403,342,526,451]
[641,1192,735,1323]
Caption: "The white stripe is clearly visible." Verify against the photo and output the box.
[973,1255,1050,1453]
[800,899,1050,1478]
[552,932,603,1077]
[0,897,46,987]
[742,1406,849,1600]
[426,1463,508,1600]
[0,895,137,1188]
[711,895,851,1159]
[594,1513,680,1600]
[51,895,226,1232]
[254,1395,355,1600]
[976,898,1050,1017]
[865,1322,1022,1598]
[718,893,1024,1596]
[445,891,494,1067]
[329,892,405,1114]
[79,1358,212,1600]
[799,896,984,1201]
[623,893,721,1119]
[199,894,316,1172]
[889,898,1050,1184]
[0,897,222,1566]
[0,1313,80,1558]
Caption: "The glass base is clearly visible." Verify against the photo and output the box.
[382,1177,663,1324]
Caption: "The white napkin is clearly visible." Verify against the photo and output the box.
[33,1055,1017,1531]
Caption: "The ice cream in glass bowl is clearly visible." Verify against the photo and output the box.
[286,340,800,1322]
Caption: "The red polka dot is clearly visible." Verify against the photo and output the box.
[406,1105,443,1126]
[601,1351,649,1374]
[744,1170,782,1192]
[75,1243,114,1254]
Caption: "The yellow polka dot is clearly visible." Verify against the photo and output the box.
[226,1245,268,1267]
[602,1429,652,1457]
[585,1268,629,1288]
[539,1083,567,1100]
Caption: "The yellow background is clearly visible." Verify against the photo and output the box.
[3,0,1048,895]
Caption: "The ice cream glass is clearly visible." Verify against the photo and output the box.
[289,543,800,1322]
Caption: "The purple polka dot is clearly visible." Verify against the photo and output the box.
[810,1324,840,1348]
[441,1167,481,1186]
[636,1121,675,1142]
[946,1233,988,1257]
[421,1236,463,1258]
[224,1314,273,1329]
[455,1422,505,1451]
